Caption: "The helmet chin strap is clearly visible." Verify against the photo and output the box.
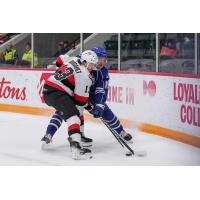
[85,63,92,71]
[85,63,90,70]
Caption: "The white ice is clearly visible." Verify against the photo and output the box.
[0,111,200,166]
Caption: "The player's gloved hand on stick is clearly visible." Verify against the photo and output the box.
[91,104,105,118]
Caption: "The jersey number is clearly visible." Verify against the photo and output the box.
[54,67,74,81]
[85,86,89,93]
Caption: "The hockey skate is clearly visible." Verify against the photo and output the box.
[80,132,93,147]
[68,137,92,160]
[120,130,133,144]
[41,134,53,149]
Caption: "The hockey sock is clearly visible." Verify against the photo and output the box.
[104,116,123,134]
[46,111,63,136]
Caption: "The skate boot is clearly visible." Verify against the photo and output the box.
[41,134,53,149]
[80,132,93,147]
[41,133,52,144]
[120,130,133,143]
[68,137,92,160]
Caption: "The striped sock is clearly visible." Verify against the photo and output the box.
[46,111,63,136]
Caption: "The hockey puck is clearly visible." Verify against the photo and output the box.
[135,151,147,157]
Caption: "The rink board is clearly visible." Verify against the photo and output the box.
[0,68,199,147]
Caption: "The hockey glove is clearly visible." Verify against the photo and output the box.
[91,104,105,118]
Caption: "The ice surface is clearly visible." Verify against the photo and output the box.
[0,111,200,166]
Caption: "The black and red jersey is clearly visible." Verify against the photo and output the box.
[45,57,92,106]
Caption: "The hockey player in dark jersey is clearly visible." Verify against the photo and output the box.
[87,47,133,142]
[41,50,98,160]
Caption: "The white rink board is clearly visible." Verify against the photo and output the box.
[0,69,52,108]
[0,69,199,137]
[107,72,200,136]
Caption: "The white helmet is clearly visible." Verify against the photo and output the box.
[81,50,98,65]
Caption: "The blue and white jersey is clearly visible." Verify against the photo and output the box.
[89,66,109,105]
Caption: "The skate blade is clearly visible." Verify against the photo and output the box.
[41,142,53,150]
[126,140,133,144]
[71,148,92,160]
[72,153,93,160]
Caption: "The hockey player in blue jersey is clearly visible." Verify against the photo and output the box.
[41,47,132,148]
[87,47,132,142]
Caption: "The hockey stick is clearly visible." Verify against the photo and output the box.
[100,119,124,148]
[100,118,146,157]
[100,118,135,156]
